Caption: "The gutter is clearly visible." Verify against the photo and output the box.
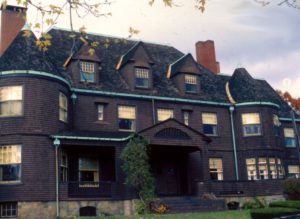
[51,135,132,142]
[229,106,239,180]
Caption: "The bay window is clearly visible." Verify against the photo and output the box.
[242,113,261,136]
[202,113,218,136]
[118,105,136,131]
[0,86,23,117]
[0,145,21,183]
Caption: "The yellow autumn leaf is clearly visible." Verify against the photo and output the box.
[88,48,95,56]
[22,30,32,38]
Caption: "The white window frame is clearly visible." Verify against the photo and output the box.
[242,113,262,136]
[209,158,223,181]
[0,86,23,117]
[157,108,174,122]
[59,92,68,122]
[0,145,22,184]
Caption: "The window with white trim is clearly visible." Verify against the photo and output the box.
[183,111,190,126]
[284,128,297,147]
[0,202,17,218]
[60,151,68,182]
[157,108,174,122]
[97,104,104,121]
[273,114,281,136]
[135,68,150,88]
[202,113,218,136]
[242,113,261,136]
[79,157,99,187]
[185,74,197,93]
[0,145,21,183]
[80,61,95,82]
[209,158,223,180]
[0,86,23,117]
[288,165,300,178]
[246,158,257,180]
[59,92,68,122]
[258,158,268,180]
[118,105,136,131]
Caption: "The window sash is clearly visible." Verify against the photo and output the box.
[183,111,189,126]
[242,113,261,125]
[273,114,281,127]
[202,113,217,125]
[0,202,17,217]
[135,68,149,79]
[284,128,295,138]
[157,109,174,122]
[185,74,197,84]
[79,157,99,183]
[0,145,21,164]
[0,86,22,102]
[288,165,300,174]
[97,105,104,121]
[0,86,23,117]
[80,61,95,73]
[59,93,68,122]
[118,106,136,119]
[209,158,223,180]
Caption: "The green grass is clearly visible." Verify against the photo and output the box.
[269,200,300,209]
[73,210,251,219]
[250,207,300,219]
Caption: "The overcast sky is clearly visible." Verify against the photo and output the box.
[7,0,300,97]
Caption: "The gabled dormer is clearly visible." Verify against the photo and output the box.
[63,36,101,84]
[167,54,202,94]
[116,41,154,90]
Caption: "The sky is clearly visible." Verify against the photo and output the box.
[6,0,300,97]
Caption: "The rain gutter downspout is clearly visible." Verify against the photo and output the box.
[152,98,156,125]
[291,110,300,165]
[53,138,61,219]
[229,106,239,180]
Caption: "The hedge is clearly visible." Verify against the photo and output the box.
[250,207,300,219]
[269,200,300,209]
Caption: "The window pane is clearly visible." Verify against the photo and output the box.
[203,124,218,136]
[284,128,295,138]
[288,165,300,178]
[98,105,104,120]
[202,113,217,125]
[185,75,197,84]
[183,111,189,126]
[0,86,23,117]
[246,158,257,180]
[79,158,98,171]
[118,106,136,119]
[157,109,173,122]
[80,61,95,73]
[135,68,150,88]
[273,115,281,126]
[0,86,22,101]
[59,93,68,122]
[243,124,261,136]
[79,157,99,183]
[0,165,21,181]
[0,145,21,164]
[209,158,223,180]
[242,113,260,125]
[119,119,135,131]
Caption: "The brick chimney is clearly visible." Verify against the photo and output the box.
[195,40,220,74]
[0,4,27,56]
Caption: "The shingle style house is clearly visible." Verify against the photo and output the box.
[1,5,300,219]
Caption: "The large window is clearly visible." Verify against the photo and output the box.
[273,114,281,136]
[135,68,149,88]
[0,202,17,218]
[60,151,68,182]
[59,92,68,122]
[185,74,197,93]
[118,105,136,131]
[284,128,297,147]
[242,113,261,136]
[258,158,268,180]
[0,145,21,183]
[157,108,174,122]
[80,61,95,82]
[246,158,257,180]
[288,165,300,178]
[0,86,22,117]
[79,157,99,187]
[202,113,218,136]
[209,158,223,180]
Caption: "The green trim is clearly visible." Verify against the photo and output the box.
[0,70,71,88]
[279,118,300,122]
[229,106,239,180]
[51,135,132,142]
[235,102,280,109]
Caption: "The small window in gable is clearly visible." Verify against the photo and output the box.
[135,68,150,88]
[80,61,95,83]
[185,74,197,93]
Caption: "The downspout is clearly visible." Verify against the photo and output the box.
[229,106,239,180]
[152,98,156,125]
[290,110,300,165]
[53,138,61,219]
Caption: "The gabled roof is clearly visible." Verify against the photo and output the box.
[167,53,202,78]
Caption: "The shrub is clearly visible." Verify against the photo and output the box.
[241,197,266,209]
[227,201,239,210]
[250,207,300,219]
[269,200,300,209]
[282,178,300,200]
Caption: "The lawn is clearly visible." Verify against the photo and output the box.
[76,210,251,219]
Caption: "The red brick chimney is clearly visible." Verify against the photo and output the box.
[195,40,220,74]
[0,4,27,56]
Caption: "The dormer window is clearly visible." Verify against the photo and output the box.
[135,68,149,88]
[80,61,95,83]
[185,74,197,93]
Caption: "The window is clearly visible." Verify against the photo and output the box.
[277,159,285,179]
[202,113,218,136]
[288,165,300,178]
[258,158,268,180]
[246,158,257,180]
[135,68,149,88]
[60,151,68,182]
[209,158,223,180]
[80,61,95,82]
[0,145,21,183]
[269,158,277,179]
[183,111,190,126]
[157,108,174,122]
[79,157,99,187]
[118,105,136,131]
[59,92,68,122]
[0,202,17,218]
[242,113,261,136]
[0,86,22,117]
[97,104,104,121]
[185,74,197,93]
[273,114,281,136]
[284,128,297,147]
